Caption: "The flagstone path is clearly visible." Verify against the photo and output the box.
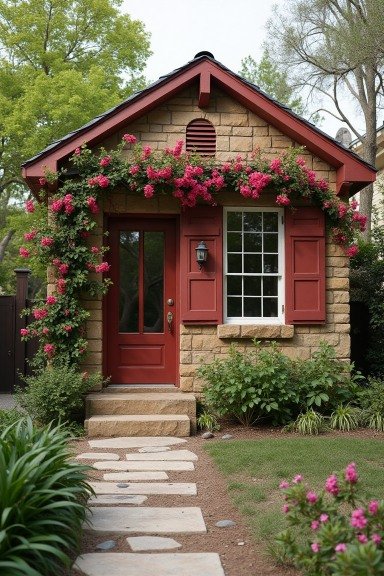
[73,436,225,576]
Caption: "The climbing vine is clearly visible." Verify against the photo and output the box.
[20,135,366,367]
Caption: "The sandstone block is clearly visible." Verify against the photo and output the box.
[232,127,253,136]
[327,277,349,290]
[217,324,241,338]
[180,335,192,350]
[221,113,248,126]
[86,338,102,353]
[230,136,253,152]
[333,291,350,304]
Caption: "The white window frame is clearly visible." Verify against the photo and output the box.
[224,207,285,325]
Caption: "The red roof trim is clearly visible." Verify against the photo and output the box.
[22,57,376,196]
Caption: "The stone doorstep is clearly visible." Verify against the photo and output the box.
[88,481,197,495]
[88,436,187,449]
[85,507,206,533]
[92,460,194,471]
[86,392,196,418]
[74,553,225,576]
[85,415,191,438]
[124,449,198,461]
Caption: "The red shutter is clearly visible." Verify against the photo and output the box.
[285,207,326,324]
[180,206,223,324]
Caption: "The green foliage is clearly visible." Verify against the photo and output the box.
[358,377,384,431]
[0,409,24,434]
[0,417,92,575]
[275,462,384,575]
[239,49,305,115]
[198,340,359,427]
[289,410,328,435]
[196,410,220,432]
[330,405,361,431]
[16,366,103,426]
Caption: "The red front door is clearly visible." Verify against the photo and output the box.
[106,217,177,384]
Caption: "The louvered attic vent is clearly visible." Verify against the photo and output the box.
[186,119,216,156]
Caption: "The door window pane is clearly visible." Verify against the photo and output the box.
[119,231,139,332]
[144,232,164,333]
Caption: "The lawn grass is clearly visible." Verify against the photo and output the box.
[205,436,384,544]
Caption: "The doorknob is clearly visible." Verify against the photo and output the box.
[167,311,173,333]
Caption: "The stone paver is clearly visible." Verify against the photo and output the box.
[103,471,168,481]
[89,437,187,449]
[76,452,120,461]
[138,446,171,453]
[125,449,197,461]
[93,460,194,471]
[89,481,197,495]
[126,536,181,551]
[88,495,147,506]
[74,553,225,576]
[86,507,206,533]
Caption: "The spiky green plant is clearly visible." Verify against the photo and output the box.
[292,409,328,435]
[0,417,92,575]
[330,404,361,431]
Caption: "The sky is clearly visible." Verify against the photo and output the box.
[122,0,345,139]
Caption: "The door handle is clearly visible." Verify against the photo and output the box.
[167,311,173,333]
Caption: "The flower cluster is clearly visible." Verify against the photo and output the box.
[20,135,367,367]
[276,463,384,575]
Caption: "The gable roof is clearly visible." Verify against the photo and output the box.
[22,53,376,196]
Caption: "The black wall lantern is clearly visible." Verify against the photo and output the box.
[195,240,208,269]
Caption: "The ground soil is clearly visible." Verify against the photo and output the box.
[70,426,384,576]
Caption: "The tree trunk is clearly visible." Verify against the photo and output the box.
[0,229,15,262]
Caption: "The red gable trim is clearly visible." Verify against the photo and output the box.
[22,57,375,196]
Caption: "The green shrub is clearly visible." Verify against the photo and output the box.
[0,417,92,575]
[16,365,104,427]
[288,409,328,435]
[196,410,220,432]
[330,405,361,431]
[358,377,384,431]
[198,342,299,426]
[0,408,24,434]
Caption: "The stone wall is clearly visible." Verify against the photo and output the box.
[78,82,349,392]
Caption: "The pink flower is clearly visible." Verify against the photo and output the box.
[43,343,55,357]
[323,200,332,209]
[123,133,137,144]
[282,504,290,513]
[357,534,368,543]
[97,174,110,188]
[345,462,358,484]
[41,236,54,247]
[335,543,347,553]
[293,475,302,484]
[269,158,283,174]
[20,328,29,337]
[63,325,72,332]
[311,542,320,553]
[311,520,320,531]
[296,156,306,167]
[51,198,64,212]
[319,514,329,523]
[325,474,339,496]
[19,247,30,258]
[46,296,57,305]
[24,230,37,241]
[144,184,155,198]
[346,245,359,258]
[368,500,379,515]
[279,481,289,489]
[95,262,110,274]
[372,533,382,545]
[58,263,69,276]
[87,196,99,214]
[351,508,367,530]
[129,164,140,175]
[99,155,112,167]
[42,327,49,335]
[306,491,318,504]
[74,147,81,155]
[142,145,152,159]
[33,308,48,320]
[338,203,349,218]
[39,177,47,186]
[276,194,290,206]
[91,246,100,254]
[25,200,35,213]
[350,199,359,210]
[57,278,66,294]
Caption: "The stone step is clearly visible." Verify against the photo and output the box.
[85,414,191,437]
[86,392,196,420]
[105,385,178,393]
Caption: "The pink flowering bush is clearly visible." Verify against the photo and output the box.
[276,463,384,575]
[21,135,366,368]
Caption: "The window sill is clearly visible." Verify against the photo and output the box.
[217,324,294,339]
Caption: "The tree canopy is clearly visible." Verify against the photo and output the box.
[265,0,384,237]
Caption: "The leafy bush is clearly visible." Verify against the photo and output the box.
[358,377,384,432]
[198,341,359,427]
[0,408,24,434]
[196,410,220,432]
[16,365,103,427]
[275,462,384,575]
[0,418,92,575]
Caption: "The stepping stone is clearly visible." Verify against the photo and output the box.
[103,471,168,481]
[89,482,197,495]
[88,495,147,506]
[89,437,187,449]
[127,536,181,551]
[138,446,171,453]
[86,507,206,533]
[74,553,225,576]
[76,452,120,461]
[125,450,197,461]
[93,461,194,472]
